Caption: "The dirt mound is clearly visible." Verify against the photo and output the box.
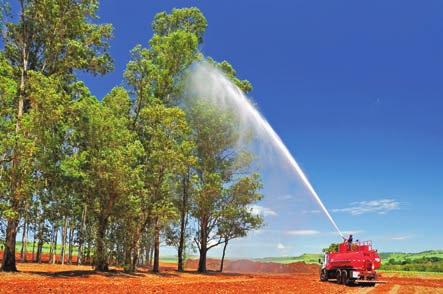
[185,258,319,274]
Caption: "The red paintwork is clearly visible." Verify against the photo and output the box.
[325,240,381,278]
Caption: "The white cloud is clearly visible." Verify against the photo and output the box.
[286,229,320,236]
[250,205,277,216]
[279,194,293,200]
[391,236,412,241]
[302,209,321,214]
[277,243,285,249]
[333,199,400,215]
[340,230,364,236]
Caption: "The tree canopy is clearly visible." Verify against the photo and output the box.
[0,4,264,274]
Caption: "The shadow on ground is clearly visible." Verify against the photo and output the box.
[21,267,244,279]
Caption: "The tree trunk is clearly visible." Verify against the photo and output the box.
[52,229,58,264]
[95,216,108,271]
[146,245,152,268]
[68,224,74,264]
[20,219,27,262]
[131,246,138,272]
[61,217,68,265]
[130,233,141,272]
[77,204,87,265]
[49,226,54,263]
[31,235,36,262]
[1,219,19,272]
[87,240,91,265]
[198,218,208,273]
[77,243,82,266]
[124,248,132,272]
[36,226,44,263]
[198,246,207,273]
[220,240,229,272]
[153,220,160,273]
[177,174,189,272]
[149,245,154,267]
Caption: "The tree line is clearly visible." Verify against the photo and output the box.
[0,1,264,273]
[382,257,443,273]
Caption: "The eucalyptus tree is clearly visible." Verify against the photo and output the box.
[66,87,143,271]
[186,60,261,273]
[125,104,195,273]
[0,0,113,272]
[122,8,206,273]
[118,102,195,272]
[0,53,23,271]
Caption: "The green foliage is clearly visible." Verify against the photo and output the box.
[323,243,339,253]
[0,4,264,273]
[217,174,264,242]
[207,58,253,93]
[152,7,207,44]
[0,54,17,211]
[380,250,443,272]
[138,103,194,225]
[4,0,113,77]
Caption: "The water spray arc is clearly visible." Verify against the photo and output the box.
[248,111,344,239]
[185,61,344,239]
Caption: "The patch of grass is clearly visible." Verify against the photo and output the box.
[379,270,443,277]
[14,241,79,256]
[159,256,178,263]
[380,250,443,261]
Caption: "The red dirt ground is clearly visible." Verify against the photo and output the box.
[0,263,442,293]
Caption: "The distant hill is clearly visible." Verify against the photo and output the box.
[380,250,443,262]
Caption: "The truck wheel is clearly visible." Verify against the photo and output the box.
[320,269,328,281]
[341,270,348,285]
[336,270,341,284]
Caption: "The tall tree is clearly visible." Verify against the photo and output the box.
[137,104,194,273]
[122,7,205,273]
[0,0,113,272]
[66,87,143,271]
[0,52,23,271]
[186,60,260,273]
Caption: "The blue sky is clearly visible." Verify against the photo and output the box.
[6,1,443,257]
[84,1,442,257]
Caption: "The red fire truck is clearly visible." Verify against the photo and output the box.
[320,240,383,286]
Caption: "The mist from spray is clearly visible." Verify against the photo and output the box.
[184,61,344,239]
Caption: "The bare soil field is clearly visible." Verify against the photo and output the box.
[0,263,442,293]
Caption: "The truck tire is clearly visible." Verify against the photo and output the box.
[336,270,341,284]
[320,269,328,281]
[341,270,348,285]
